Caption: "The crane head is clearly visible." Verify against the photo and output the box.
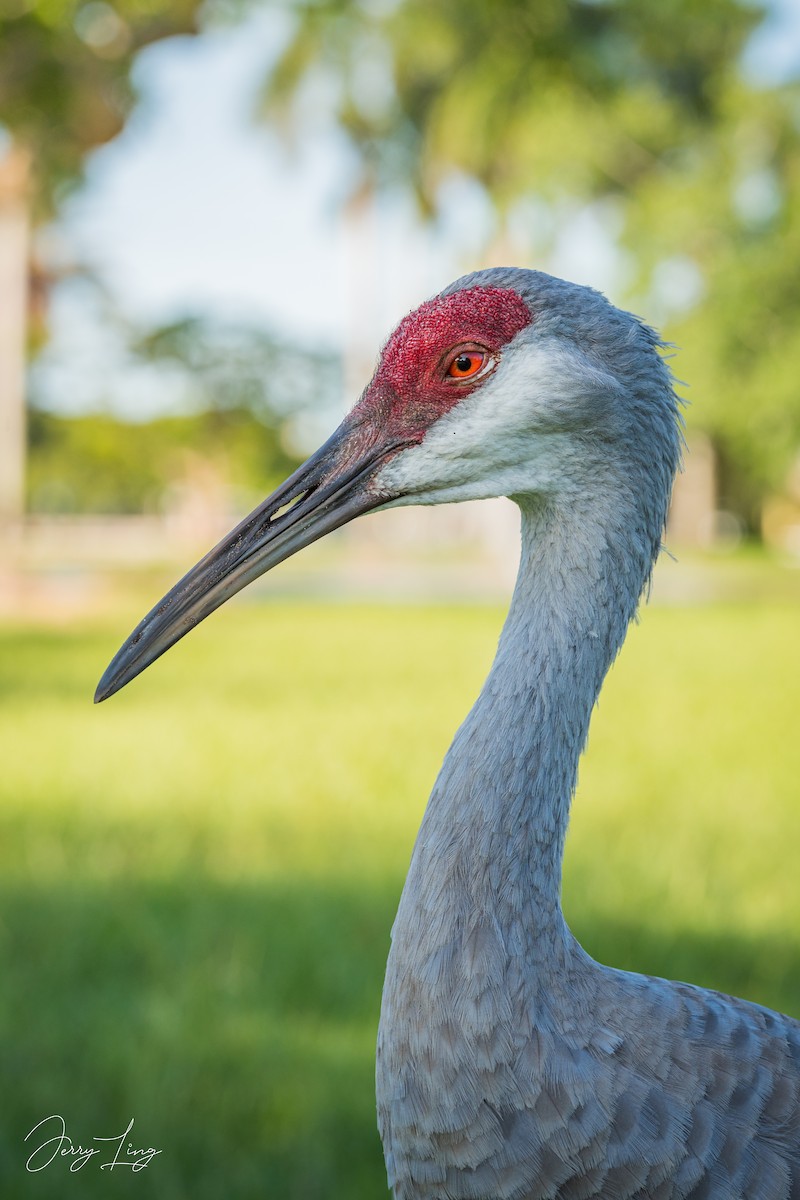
[95,267,680,702]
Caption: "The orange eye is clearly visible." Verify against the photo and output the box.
[446,350,486,379]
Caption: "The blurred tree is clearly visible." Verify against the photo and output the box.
[27,407,292,514]
[626,83,800,530]
[0,0,202,214]
[135,316,341,428]
[0,0,204,524]
[262,0,763,210]
[261,0,800,530]
[27,316,341,514]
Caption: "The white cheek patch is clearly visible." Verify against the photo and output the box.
[377,337,623,505]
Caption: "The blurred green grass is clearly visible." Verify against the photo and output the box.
[1,597,799,1197]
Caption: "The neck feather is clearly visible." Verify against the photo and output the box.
[403,486,658,954]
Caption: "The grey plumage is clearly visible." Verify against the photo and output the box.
[376,271,800,1199]
[96,268,800,1199]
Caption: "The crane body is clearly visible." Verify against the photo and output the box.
[96,269,800,1199]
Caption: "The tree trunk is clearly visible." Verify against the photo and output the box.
[0,143,30,528]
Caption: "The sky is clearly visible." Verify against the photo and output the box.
[33,0,800,419]
[61,9,463,347]
[68,10,358,342]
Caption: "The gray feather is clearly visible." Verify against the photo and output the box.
[376,270,800,1199]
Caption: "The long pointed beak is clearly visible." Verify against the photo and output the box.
[95,417,402,702]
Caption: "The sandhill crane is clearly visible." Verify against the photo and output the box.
[97,268,800,1199]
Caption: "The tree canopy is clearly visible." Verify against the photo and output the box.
[263,0,764,208]
[27,315,341,513]
[0,0,202,212]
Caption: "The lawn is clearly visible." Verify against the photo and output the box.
[1,595,799,1197]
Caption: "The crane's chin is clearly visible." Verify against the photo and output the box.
[95,419,405,702]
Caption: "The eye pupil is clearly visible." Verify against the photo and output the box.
[447,350,486,379]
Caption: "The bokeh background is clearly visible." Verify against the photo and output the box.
[1,1,800,1196]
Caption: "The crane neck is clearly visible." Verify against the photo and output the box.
[405,486,656,959]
